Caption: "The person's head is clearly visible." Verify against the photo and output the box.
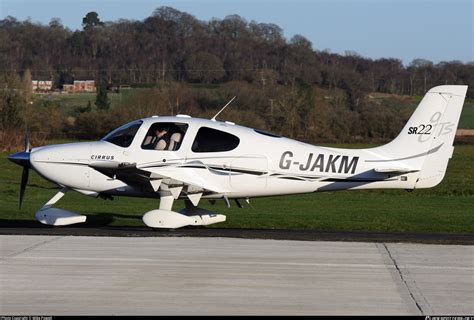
[155,125,169,137]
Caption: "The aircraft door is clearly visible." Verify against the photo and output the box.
[230,155,268,191]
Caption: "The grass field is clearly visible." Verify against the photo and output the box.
[1,145,473,233]
[32,90,138,115]
[459,99,474,129]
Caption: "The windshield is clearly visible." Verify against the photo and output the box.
[102,120,143,148]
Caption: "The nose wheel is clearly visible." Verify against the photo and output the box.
[35,187,87,226]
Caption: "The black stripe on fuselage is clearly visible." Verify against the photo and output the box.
[144,163,267,176]
[323,178,397,182]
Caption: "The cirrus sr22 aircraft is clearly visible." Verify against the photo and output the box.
[8,85,468,229]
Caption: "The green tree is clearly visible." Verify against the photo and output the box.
[85,100,92,112]
[82,11,103,31]
[0,73,25,130]
[185,52,225,83]
[95,73,110,110]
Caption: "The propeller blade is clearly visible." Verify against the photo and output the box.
[8,131,33,209]
[24,130,31,152]
[19,166,29,209]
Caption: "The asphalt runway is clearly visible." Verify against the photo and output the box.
[0,235,472,315]
[1,222,474,245]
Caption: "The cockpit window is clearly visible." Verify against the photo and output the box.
[102,120,143,148]
[192,127,240,153]
[141,122,188,151]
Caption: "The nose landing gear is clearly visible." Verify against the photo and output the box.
[35,187,87,226]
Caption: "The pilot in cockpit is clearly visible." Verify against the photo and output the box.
[143,124,183,151]
[152,124,171,150]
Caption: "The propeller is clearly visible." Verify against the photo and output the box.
[24,130,31,153]
[8,131,31,209]
[19,166,29,209]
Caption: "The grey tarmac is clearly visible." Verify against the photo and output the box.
[0,235,472,315]
[0,224,473,245]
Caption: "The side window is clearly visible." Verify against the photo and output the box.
[141,122,188,151]
[102,120,142,148]
[192,127,240,153]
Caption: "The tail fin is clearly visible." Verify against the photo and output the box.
[373,85,468,188]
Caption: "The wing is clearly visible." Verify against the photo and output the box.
[89,161,222,206]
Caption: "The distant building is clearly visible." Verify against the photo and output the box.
[32,79,97,93]
[73,80,96,92]
[61,80,96,93]
[62,84,74,93]
[32,80,53,92]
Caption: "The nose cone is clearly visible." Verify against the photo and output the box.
[27,146,55,180]
[28,142,92,189]
[8,151,30,167]
[29,142,92,162]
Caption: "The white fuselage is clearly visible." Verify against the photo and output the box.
[29,115,419,200]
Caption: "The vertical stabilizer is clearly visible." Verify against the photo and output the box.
[371,85,467,188]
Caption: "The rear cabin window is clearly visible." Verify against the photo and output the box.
[192,127,240,153]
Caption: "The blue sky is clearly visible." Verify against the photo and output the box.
[1,0,472,65]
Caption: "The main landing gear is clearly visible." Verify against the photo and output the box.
[33,187,226,229]
[142,194,226,229]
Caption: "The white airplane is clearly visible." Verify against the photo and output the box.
[8,85,468,229]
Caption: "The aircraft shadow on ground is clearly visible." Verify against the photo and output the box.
[0,212,143,228]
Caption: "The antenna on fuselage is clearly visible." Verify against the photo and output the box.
[210,96,236,121]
